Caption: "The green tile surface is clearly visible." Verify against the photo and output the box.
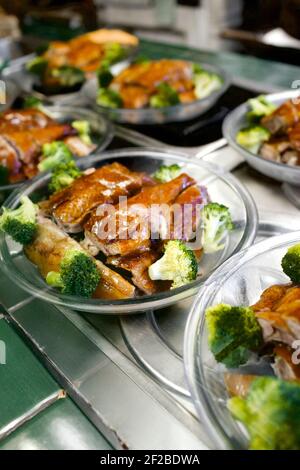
[0,317,60,439]
[140,39,300,89]
[0,398,112,450]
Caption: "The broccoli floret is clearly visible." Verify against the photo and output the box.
[48,161,82,193]
[46,249,100,297]
[153,164,181,183]
[72,120,92,145]
[148,240,198,289]
[97,88,123,108]
[201,202,234,254]
[236,126,270,154]
[150,83,180,108]
[281,243,300,283]
[22,95,44,111]
[97,63,114,88]
[49,65,85,87]
[38,141,73,172]
[26,56,48,76]
[0,196,38,244]
[247,95,276,123]
[103,42,125,65]
[193,71,223,99]
[228,376,300,450]
[206,304,263,368]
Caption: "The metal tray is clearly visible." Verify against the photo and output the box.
[120,211,300,396]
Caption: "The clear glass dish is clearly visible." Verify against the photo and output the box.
[184,230,300,449]
[0,148,257,314]
[223,89,300,185]
[0,103,114,193]
[82,63,230,124]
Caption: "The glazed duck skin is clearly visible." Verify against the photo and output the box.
[24,216,135,300]
[110,59,195,109]
[84,173,195,256]
[44,162,150,233]
[262,99,300,135]
[252,284,300,345]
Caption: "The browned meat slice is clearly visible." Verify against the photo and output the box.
[45,162,149,233]
[107,251,167,294]
[261,99,300,134]
[64,136,96,157]
[2,124,75,165]
[288,122,300,152]
[25,216,135,300]
[0,109,55,132]
[260,138,293,163]
[42,29,138,74]
[272,345,300,383]
[111,59,193,109]
[0,135,22,181]
[172,184,209,240]
[252,284,300,346]
[224,373,257,398]
[84,173,195,256]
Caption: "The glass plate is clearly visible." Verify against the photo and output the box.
[0,148,257,314]
[0,103,114,192]
[184,230,300,449]
[120,211,300,396]
[82,63,230,124]
[223,89,300,185]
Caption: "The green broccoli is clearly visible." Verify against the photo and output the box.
[72,120,92,145]
[97,88,123,108]
[49,65,85,87]
[0,196,38,244]
[150,83,180,108]
[206,304,263,368]
[48,161,82,193]
[201,202,234,254]
[22,95,44,111]
[46,249,100,297]
[153,164,181,183]
[38,141,73,173]
[97,63,114,88]
[193,71,223,99]
[26,56,48,76]
[281,243,300,283]
[103,42,125,65]
[228,376,300,450]
[247,95,276,123]
[236,126,270,154]
[148,240,198,289]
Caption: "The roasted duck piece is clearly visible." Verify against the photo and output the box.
[0,109,55,131]
[42,29,138,74]
[84,173,195,256]
[25,216,135,300]
[44,162,150,233]
[110,60,195,109]
[107,251,164,295]
[262,99,300,135]
[272,345,300,382]
[0,107,96,183]
[253,284,300,346]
